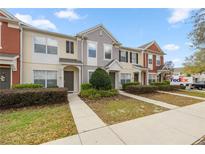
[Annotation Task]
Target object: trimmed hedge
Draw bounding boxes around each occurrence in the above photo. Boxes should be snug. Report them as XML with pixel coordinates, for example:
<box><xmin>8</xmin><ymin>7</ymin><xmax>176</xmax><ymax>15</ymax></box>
<box><xmin>124</xmin><ymin>84</ymin><xmax>182</xmax><ymax>94</ymax></box>
<box><xmin>12</xmin><ymin>83</ymin><xmax>43</xmax><ymax>89</ymax></box>
<box><xmin>0</xmin><ymin>88</ymin><xmax>68</xmax><ymax>109</ymax></box>
<box><xmin>124</xmin><ymin>85</ymin><xmax>158</xmax><ymax>94</ymax></box>
<box><xmin>80</xmin><ymin>89</ymin><xmax>118</xmax><ymax>99</ymax></box>
<box><xmin>122</xmin><ymin>82</ymin><xmax>140</xmax><ymax>90</ymax></box>
<box><xmin>150</xmin><ymin>80</ymin><xmax>170</xmax><ymax>86</ymax></box>
<box><xmin>81</xmin><ymin>83</ymin><xmax>92</xmax><ymax>90</ymax></box>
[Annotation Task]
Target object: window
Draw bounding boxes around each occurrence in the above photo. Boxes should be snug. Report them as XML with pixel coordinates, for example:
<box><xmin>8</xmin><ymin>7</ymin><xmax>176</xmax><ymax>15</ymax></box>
<box><xmin>121</xmin><ymin>73</ymin><xmax>131</xmax><ymax>85</ymax></box>
<box><xmin>148</xmin><ymin>54</ymin><xmax>153</xmax><ymax>64</ymax></box>
<box><xmin>88</xmin><ymin>71</ymin><xmax>94</xmax><ymax>82</ymax></box>
<box><xmin>88</xmin><ymin>42</ymin><xmax>97</xmax><ymax>58</ymax></box>
<box><xmin>0</xmin><ymin>22</ymin><xmax>2</xmax><ymax>49</ymax></box>
<box><xmin>148</xmin><ymin>74</ymin><xmax>156</xmax><ymax>83</ymax></box>
<box><xmin>156</xmin><ymin>55</ymin><xmax>161</xmax><ymax>66</ymax></box>
<box><xmin>104</xmin><ymin>44</ymin><xmax>112</xmax><ymax>60</ymax></box>
<box><xmin>34</xmin><ymin>70</ymin><xmax>57</xmax><ymax>88</ymax></box>
<box><xmin>34</xmin><ymin>37</ymin><xmax>46</xmax><ymax>53</ymax></box>
<box><xmin>47</xmin><ymin>38</ymin><xmax>58</xmax><ymax>54</ymax></box>
<box><xmin>34</xmin><ymin>37</ymin><xmax>58</xmax><ymax>54</ymax></box>
<box><xmin>120</xmin><ymin>51</ymin><xmax>128</xmax><ymax>62</ymax></box>
<box><xmin>131</xmin><ymin>52</ymin><xmax>138</xmax><ymax>64</ymax></box>
<box><xmin>66</xmin><ymin>41</ymin><xmax>74</xmax><ymax>54</ymax></box>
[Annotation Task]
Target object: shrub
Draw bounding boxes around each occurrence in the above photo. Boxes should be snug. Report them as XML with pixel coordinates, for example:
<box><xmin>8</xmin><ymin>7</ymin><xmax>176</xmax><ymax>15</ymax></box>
<box><xmin>157</xmin><ymin>85</ymin><xmax>180</xmax><ymax>91</ymax></box>
<box><xmin>150</xmin><ymin>80</ymin><xmax>170</xmax><ymax>86</ymax></box>
<box><xmin>80</xmin><ymin>89</ymin><xmax>118</xmax><ymax>99</ymax></box>
<box><xmin>13</xmin><ymin>83</ymin><xmax>43</xmax><ymax>89</ymax></box>
<box><xmin>0</xmin><ymin>88</ymin><xmax>68</xmax><ymax>109</ymax></box>
<box><xmin>90</xmin><ymin>68</ymin><xmax>112</xmax><ymax>90</ymax></box>
<box><xmin>81</xmin><ymin>83</ymin><xmax>92</xmax><ymax>90</ymax></box>
<box><xmin>122</xmin><ymin>82</ymin><xmax>140</xmax><ymax>90</ymax></box>
<box><xmin>124</xmin><ymin>85</ymin><xmax>158</xmax><ymax>94</ymax></box>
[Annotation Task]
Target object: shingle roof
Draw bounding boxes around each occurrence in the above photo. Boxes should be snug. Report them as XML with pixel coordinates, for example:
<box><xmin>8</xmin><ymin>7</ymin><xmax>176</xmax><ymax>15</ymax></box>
<box><xmin>59</xmin><ymin>58</ymin><xmax>82</xmax><ymax>64</ymax></box>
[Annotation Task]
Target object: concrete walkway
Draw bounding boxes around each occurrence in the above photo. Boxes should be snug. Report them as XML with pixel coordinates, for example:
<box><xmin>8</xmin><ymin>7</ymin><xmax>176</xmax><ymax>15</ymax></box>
<box><xmin>44</xmin><ymin>94</ymin><xmax>205</xmax><ymax>145</ymax></box>
<box><xmin>158</xmin><ymin>91</ymin><xmax>205</xmax><ymax>101</ymax></box>
<box><xmin>119</xmin><ymin>90</ymin><xmax>178</xmax><ymax>109</ymax></box>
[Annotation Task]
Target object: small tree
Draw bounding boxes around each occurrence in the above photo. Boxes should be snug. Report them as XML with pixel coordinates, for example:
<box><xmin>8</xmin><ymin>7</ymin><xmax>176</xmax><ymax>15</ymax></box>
<box><xmin>90</xmin><ymin>68</ymin><xmax>112</xmax><ymax>90</ymax></box>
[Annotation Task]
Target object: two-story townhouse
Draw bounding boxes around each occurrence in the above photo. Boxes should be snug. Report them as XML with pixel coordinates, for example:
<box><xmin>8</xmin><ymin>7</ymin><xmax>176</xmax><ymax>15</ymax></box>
<box><xmin>139</xmin><ymin>41</ymin><xmax>166</xmax><ymax>84</ymax></box>
<box><xmin>0</xmin><ymin>9</ymin><xmax>21</xmax><ymax>89</ymax></box>
<box><xmin>76</xmin><ymin>24</ymin><xmax>150</xmax><ymax>89</ymax></box>
<box><xmin>21</xmin><ymin>26</ymin><xmax>82</xmax><ymax>92</ymax></box>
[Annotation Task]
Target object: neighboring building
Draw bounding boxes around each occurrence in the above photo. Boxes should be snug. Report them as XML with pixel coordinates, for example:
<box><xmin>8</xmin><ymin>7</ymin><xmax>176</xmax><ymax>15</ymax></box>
<box><xmin>174</xmin><ymin>67</ymin><xmax>205</xmax><ymax>82</ymax></box>
<box><xmin>0</xmin><ymin>9</ymin><xmax>167</xmax><ymax>91</ymax></box>
<box><xmin>0</xmin><ymin>9</ymin><xmax>21</xmax><ymax>89</ymax></box>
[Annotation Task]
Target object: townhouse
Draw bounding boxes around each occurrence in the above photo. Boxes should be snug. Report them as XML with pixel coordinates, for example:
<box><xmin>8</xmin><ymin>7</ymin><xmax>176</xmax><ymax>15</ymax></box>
<box><xmin>0</xmin><ymin>9</ymin><xmax>21</xmax><ymax>89</ymax></box>
<box><xmin>0</xmin><ymin>9</ymin><xmax>168</xmax><ymax>91</ymax></box>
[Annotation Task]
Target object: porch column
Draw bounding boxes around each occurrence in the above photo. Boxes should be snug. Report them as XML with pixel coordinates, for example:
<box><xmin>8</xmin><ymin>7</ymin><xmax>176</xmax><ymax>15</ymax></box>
<box><xmin>58</xmin><ymin>65</ymin><xmax>65</xmax><ymax>88</ymax></box>
<box><xmin>146</xmin><ymin>70</ymin><xmax>149</xmax><ymax>85</ymax></box>
<box><xmin>76</xmin><ymin>66</ymin><xmax>81</xmax><ymax>92</ymax></box>
<box><xmin>138</xmin><ymin>71</ymin><xmax>142</xmax><ymax>85</ymax></box>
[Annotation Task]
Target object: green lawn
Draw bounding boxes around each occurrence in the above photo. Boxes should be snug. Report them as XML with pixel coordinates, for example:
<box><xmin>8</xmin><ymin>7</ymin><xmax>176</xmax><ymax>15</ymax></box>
<box><xmin>0</xmin><ymin>103</ymin><xmax>77</xmax><ymax>145</ymax></box>
<box><xmin>139</xmin><ymin>92</ymin><xmax>202</xmax><ymax>107</ymax></box>
<box><xmin>82</xmin><ymin>95</ymin><xmax>168</xmax><ymax>125</ymax></box>
<box><xmin>175</xmin><ymin>90</ymin><xmax>205</xmax><ymax>98</ymax></box>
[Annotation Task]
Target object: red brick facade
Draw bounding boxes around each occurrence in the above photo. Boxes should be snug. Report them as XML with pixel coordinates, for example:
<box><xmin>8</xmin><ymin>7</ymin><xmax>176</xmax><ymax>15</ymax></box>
<box><xmin>0</xmin><ymin>17</ymin><xmax>20</xmax><ymax>85</ymax></box>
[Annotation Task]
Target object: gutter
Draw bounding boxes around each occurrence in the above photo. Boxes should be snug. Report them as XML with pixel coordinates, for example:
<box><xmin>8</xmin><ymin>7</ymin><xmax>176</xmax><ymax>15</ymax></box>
<box><xmin>19</xmin><ymin>23</ymin><xmax>23</xmax><ymax>84</ymax></box>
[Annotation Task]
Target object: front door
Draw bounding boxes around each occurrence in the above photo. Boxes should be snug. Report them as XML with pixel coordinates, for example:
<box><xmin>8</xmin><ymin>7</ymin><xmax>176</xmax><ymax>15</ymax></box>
<box><xmin>64</xmin><ymin>71</ymin><xmax>74</xmax><ymax>91</ymax></box>
<box><xmin>0</xmin><ymin>67</ymin><xmax>11</xmax><ymax>89</ymax></box>
<box><xmin>134</xmin><ymin>73</ymin><xmax>139</xmax><ymax>82</ymax></box>
<box><xmin>109</xmin><ymin>72</ymin><xmax>115</xmax><ymax>88</ymax></box>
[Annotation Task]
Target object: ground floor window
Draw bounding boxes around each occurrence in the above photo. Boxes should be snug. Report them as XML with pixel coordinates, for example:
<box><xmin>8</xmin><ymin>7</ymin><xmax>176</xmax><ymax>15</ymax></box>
<box><xmin>34</xmin><ymin>70</ymin><xmax>57</xmax><ymax>88</ymax></box>
<box><xmin>148</xmin><ymin>74</ymin><xmax>157</xmax><ymax>83</ymax></box>
<box><xmin>121</xmin><ymin>73</ymin><xmax>131</xmax><ymax>85</ymax></box>
<box><xmin>88</xmin><ymin>70</ymin><xmax>94</xmax><ymax>82</ymax></box>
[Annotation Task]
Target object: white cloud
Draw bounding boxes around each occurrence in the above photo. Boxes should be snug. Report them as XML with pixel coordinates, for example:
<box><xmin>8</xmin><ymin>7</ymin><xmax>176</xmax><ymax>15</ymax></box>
<box><xmin>168</xmin><ymin>9</ymin><xmax>194</xmax><ymax>24</ymax></box>
<box><xmin>15</xmin><ymin>13</ymin><xmax>56</xmax><ymax>30</ymax></box>
<box><xmin>163</xmin><ymin>44</ymin><xmax>180</xmax><ymax>51</ymax></box>
<box><xmin>54</xmin><ymin>9</ymin><xmax>82</xmax><ymax>21</ymax></box>
<box><xmin>172</xmin><ymin>58</ymin><xmax>181</xmax><ymax>63</ymax></box>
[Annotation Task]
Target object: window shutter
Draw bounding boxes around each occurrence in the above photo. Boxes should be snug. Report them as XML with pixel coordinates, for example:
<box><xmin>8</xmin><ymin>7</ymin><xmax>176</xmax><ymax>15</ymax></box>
<box><xmin>71</xmin><ymin>42</ymin><xmax>74</xmax><ymax>54</ymax></box>
<box><xmin>119</xmin><ymin>50</ymin><xmax>121</xmax><ymax>62</ymax></box>
<box><xmin>136</xmin><ymin>53</ymin><xmax>138</xmax><ymax>64</ymax></box>
<box><xmin>126</xmin><ymin>51</ymin><xmax>128</xmax><ymax>62</ymax></box>
<box><xmin>130</xmin><ymin>52</ymin><xmax>132</xmax><ymax>63</ymax></box>
<box><xmin>66</xmin><ymin>41</ymin><xmax>69</xmax><ymax>53</ymax></box>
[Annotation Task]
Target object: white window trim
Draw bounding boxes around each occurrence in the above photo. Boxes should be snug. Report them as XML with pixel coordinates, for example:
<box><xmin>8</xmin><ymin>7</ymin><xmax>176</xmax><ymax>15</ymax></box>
<box><xmin>87</xmin><ymin>70</ymin><xmax>95</xmax><ymax>83</ymax></box>
<box><xmin>32</xmin><ymin>69</ymin><xmax>58</xmax><ymax>88</ymax></box>
<box><xmin>148</xmin><ymin>54</ymin><xmax>153</xmax><ymax>64</ymax></box>
<box><xmin>87</xmin><ymin>40</ymin><xmax>97</xmax><ymax>66</ymax></box>
<box><xmin>103</xmin><ymin>43</ymin><xmax>112</xmax><ymax>60</ymax></box>
<box><xmin>33</xmin><ymin>36</ymin><xmax>58</xmax><ymax>55</ymax></box>
<box><xmin>131</xmin><ymin>52</ymin><xmax>138</xmax><ymax>64</ymax></box>
<box><xmin>0</xmin><ymin>22</ymin><xmax>2</xmax><ymax>49</ymax></box>
<box><xmin>120</xmin><ymin>50</ymin><xmax>127</xmax><ymax>63</ymax></box>
<box><xmin>156</xmin><ymin>55</ymin><xmax>161</xmax><ymax>66</ymax></box>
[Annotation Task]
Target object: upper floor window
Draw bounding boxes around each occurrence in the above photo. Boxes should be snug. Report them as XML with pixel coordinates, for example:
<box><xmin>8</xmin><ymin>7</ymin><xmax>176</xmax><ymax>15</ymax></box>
<box><xmin>33</xmin><ymin>70</ymin><xmax>57</xmax><ymax>88</ymax></box>
<box><xmin>130</xmin><ymin>52</ymin><xmax>138</xmax><ymax>64</ymax></box>
<box><xmin>0</xmin><ymin>22</ymin><xmax>2</xmax><ymax>49</ymax></box>
<box><xmin>119</xmin><ymin>51</ymin><xmax>128</xmax><ymax>62</ymax></box>
<box><xmin>47</xmin><ymin>38</ymin><xmax>58</xmax><ymax>54</ymax></box>
<box><xmin>148</xmin><ymin>54</ymin><xmax>153</xmax><ymax>64</ymax></box>
<box><xmin>66</xmin><ymin>41</ymin><xmax>74</xmax><ymax>54</ymax></box>
<box><xmin>104</xmin><ymin>44</ymin><xmax>112</xmax><ymax>60</ymax></box>
<box><xmin>34</xmin><ymin>36</ymin><xmax>58</xmax><ymax>54</ymax></box>
<box><xmin>156</xmin><ymin>55</ymin><xmax>161</xmax><ymax>66</ymax></box>
<box><xmin>88</xmin><ymin>42</ymin><xmax>97</xmax><ymax>58</ymax></box>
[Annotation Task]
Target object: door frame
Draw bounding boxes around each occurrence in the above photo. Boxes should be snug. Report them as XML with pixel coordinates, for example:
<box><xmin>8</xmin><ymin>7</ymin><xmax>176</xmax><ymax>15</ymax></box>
<box><xmin>64</xmin><ymin>70</ymin><xmax>74</xmax><ymax>92</ymax></box>
<box><xmin>0</xmin><ymin>66</ymin><xmax>12</xmax><ymax>89</ymax></box>
<box><xmin>109</xmin><ymin>71</ymin><xmax>116</xmax><ymax>89</ymax></box>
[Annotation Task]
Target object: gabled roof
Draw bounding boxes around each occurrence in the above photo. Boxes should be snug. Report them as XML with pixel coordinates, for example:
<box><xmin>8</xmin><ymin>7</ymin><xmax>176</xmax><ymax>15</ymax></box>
<box><xmin>77</xmin><ymin>24</ymin><xmax>121</xmax><ymax>45</ymax></box>
<box><xmin>105</xmin><ymin>59</ymin><xmax>122</xmax><ymax>70</ymax></box>
<box><xmin>138</xmin><ymin>40</ymin><xmax>165</xmax><ymax>55</ymax></box>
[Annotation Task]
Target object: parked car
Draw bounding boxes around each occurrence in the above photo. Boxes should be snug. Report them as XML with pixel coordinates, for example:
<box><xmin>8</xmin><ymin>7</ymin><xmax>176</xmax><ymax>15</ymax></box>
<box><xmin>192</xmin><ymin>81</ymin><xmax>205</xmax><ymax>90</ymax></box>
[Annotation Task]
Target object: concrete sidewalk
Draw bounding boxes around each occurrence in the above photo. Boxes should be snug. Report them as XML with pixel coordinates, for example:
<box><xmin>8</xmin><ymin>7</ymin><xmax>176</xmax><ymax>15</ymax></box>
<box><xmin>158</xmin><ymin>91</ymin><xmax>205</xmax><ymax>101</ymax></box>
<box><xmin>119</xmin><ymin>90</ymin><xmax>178</xmax><ymax>109</ymax></box>
<box><xmin>44</xmin><ymin>94</ymin><xmax>205</xmax><ymax>145</ymax></box>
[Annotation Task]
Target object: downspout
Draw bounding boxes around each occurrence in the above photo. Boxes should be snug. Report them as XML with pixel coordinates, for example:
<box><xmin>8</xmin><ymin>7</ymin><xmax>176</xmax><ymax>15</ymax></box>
<box><xmin>81</xmin><ymin>37</ymin><xmax>84</xmax><ymax>85</ymax></box>
<box><xmin>19</xmin><ymin>23</ymin><xmax>23</xmax><ymax>84</ymax></box>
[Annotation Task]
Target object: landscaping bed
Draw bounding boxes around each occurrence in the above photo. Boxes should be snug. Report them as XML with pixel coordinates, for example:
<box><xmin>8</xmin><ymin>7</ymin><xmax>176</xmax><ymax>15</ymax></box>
<box><xmin>138</xmin><ymin>92</ymin><xmax>202</xmax><ymax>107</ymax></box>
<box><xmin>81</xmin><ymin>95</ymin><xmax>168</xmax><ymax>125</ymax></box>
<box><xmin>173</xmin><ymin>90</ymin><xmax>205</xmax><ymax>98</ymax></box>
<box><xmin>0</xmin><ymin>103</ymin><xmax>77</xmax><ymax>144</ymax></box>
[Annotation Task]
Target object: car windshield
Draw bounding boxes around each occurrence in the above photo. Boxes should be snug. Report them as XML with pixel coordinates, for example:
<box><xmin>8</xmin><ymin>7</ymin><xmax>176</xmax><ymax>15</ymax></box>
<box><xmin>197</xmin><ymin>81</ymin><xmax>205</xmax><ymax>84</ymax></box>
